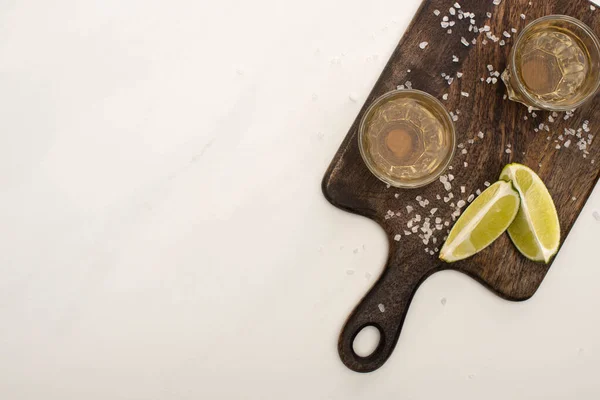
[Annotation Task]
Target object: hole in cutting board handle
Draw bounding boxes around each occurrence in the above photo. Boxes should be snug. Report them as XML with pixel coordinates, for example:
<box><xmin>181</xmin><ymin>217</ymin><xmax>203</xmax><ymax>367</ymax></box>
<box><xmin>352</xmin><ymin>325</ymin><xmax>382</xmax><ymax>358</ymax></box>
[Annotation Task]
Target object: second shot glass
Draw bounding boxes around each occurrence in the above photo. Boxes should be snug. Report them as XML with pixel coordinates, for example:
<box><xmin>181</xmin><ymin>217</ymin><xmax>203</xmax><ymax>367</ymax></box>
<box><xmin>502</xmin><ymin>15</ymin><xmax>600</xmax><ymax>111</ymax></box>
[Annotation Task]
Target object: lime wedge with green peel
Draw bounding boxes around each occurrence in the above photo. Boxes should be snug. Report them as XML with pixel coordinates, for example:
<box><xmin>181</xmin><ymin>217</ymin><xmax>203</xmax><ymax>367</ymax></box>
<box><xmin>440</xmin><ymin>181</ymin><xmax>520</xmax><ymax>263</ymax></box>
<box><xmin>499</xmin><ymin>164</ymin><xmax>560</xmax><ymax>263</ymax></box>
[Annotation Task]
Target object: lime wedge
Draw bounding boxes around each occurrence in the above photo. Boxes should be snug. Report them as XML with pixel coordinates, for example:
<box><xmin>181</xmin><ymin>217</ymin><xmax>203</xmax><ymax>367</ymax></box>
<box><xmin>499</xmin><ymin>163</ymin><xmax>560</xmax><ymax>263</ymax></box>
<box><xmin>440</xmin><ymin>181</ymin><xmax>520</xmax><ymax>263</ymax></box>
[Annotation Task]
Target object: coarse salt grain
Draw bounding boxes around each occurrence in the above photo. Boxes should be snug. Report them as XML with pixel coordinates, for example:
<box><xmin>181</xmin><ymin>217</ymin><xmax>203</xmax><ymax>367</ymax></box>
<box><xmin>394</xmin><ymin>234</ymin><xmax>401</xmax><ymax>241</ymax></box>
<box><xmin>419</xmin><ymin>42</ymin><xmax>429</xmax><ymax>49</ymax></box>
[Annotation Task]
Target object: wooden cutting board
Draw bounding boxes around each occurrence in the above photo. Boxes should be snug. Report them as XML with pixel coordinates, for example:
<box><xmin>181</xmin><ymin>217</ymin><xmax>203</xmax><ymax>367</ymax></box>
<box><xmin>322</xmin><ymin>0</ymin><xmax>600</xmax><ymax>373</ymax></box>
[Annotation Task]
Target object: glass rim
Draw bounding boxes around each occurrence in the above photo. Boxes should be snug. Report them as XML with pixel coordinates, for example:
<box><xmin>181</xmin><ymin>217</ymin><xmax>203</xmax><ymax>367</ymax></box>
<box><xmin>358</xmin><ymin>89</ymin><xmax>456</xmax><ymax>189</ymax></box>
<box><xmin>509</xmin><ymin>14</ymin><xmax>600</xmax><ymax>111</ymax></box>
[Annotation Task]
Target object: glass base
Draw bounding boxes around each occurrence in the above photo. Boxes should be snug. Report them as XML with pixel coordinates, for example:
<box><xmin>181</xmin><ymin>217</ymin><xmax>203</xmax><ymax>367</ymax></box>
<box><xmin>501</xmin><ymin>69</ymin><xmax>540</xmax><ymax>110</ymax></box>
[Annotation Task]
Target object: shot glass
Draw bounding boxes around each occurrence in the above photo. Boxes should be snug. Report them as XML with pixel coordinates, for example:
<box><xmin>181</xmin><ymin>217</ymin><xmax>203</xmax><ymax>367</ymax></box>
<box><xmin>502</xmin><ymin>15</ymin><xmax>600</xmax><ymax>111</ymax></box>
<box><xmin>358</xmin><ymin>89</ymin><xmax>456</xmax><ymax>189</ymax></box>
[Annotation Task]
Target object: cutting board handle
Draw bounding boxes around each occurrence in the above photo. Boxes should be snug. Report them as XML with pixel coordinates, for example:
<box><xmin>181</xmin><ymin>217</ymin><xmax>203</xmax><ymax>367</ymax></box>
<box><xmin>338</xmin><ymin>244</ymin><xmax>436</xmax><ymax>373</ymax></box>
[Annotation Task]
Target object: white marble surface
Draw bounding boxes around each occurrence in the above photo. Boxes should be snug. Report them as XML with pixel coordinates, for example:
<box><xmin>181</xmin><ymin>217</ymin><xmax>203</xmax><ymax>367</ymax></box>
<box><xmin>1</xmin><ymin>0</ymin><xmax>600</xmax><ymax>399</ymax></box>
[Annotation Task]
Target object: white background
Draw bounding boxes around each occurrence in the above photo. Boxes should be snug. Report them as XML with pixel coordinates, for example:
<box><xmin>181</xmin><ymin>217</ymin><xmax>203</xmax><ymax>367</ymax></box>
<box><xmin>1</xmin><ymin>0</ymin><xmax>600</xmax><ymax>399</ymax></box>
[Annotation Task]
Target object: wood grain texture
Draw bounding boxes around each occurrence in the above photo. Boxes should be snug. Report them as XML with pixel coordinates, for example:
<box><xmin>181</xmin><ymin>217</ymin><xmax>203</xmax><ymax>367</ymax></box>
<box><xmin>322</xmin><ymin>0</ymin><xmax>600</xmax><ymax>373</ymax></box>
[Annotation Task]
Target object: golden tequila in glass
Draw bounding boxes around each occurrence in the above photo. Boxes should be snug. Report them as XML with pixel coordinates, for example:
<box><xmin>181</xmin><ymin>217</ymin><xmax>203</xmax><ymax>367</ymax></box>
<box><xmin>502</xmin><ymin>15</ymin><xmax>600</xmax><ymax>111</ymax></box>
<box><xmin>358</xmin><ymin>90</ymin><xmax>455</xmax><ymax>188</ymax></box>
